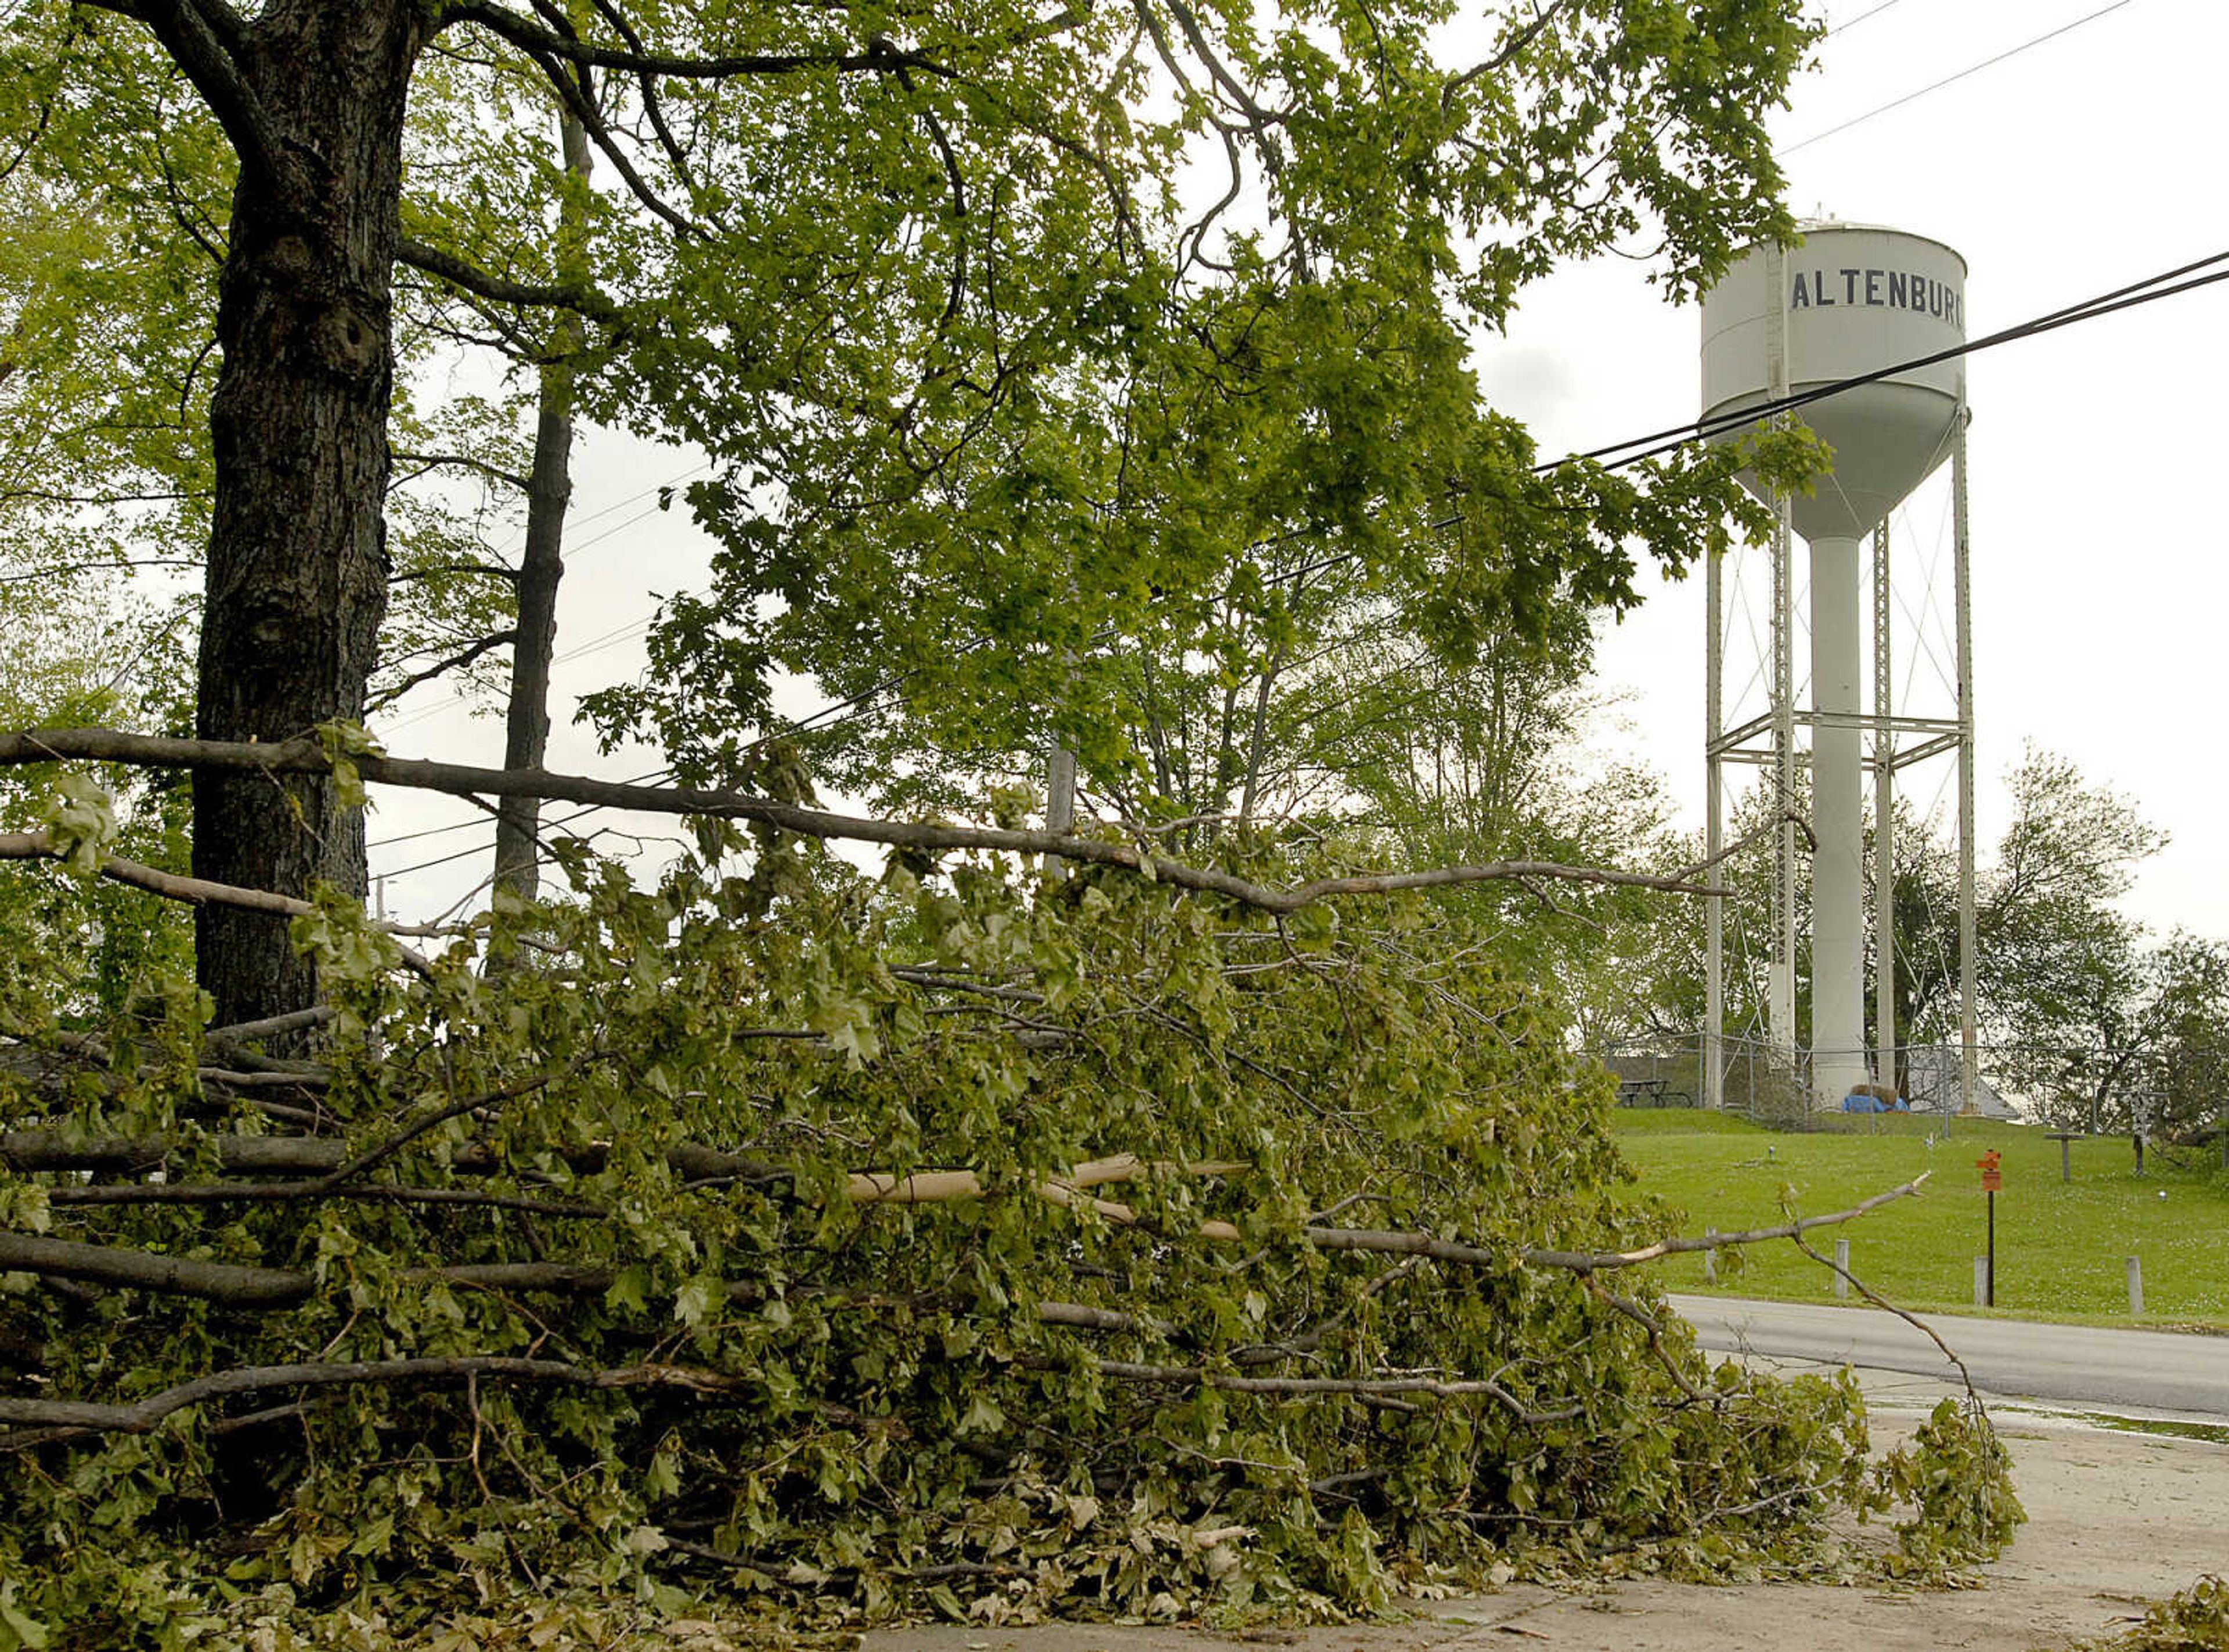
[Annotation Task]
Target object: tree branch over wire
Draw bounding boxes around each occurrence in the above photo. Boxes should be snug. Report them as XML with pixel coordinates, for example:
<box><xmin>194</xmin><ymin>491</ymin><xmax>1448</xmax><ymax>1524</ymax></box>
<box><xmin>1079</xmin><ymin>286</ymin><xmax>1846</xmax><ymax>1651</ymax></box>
<box><xmin>0</xmin><ymin>729</ymin><xmax>1732</xmax><ymax>911</ymax></box>
<box><xmin>367</xmin><ymin>627</ymin><xmax>518</xmax><ymax>711</ymax></box>
<box><xmin>391</xmin><ymin>452</ymin><xmax>533</xmax><ymax>492</ymax></box>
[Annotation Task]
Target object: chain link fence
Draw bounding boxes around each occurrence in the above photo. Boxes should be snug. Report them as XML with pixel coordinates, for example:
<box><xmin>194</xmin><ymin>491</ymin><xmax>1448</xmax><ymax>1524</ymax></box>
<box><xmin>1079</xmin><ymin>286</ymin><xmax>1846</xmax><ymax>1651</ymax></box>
<box><xmin>1595</xmin><ymin>1033</ymin><xmax>2014</xmax><ymax>1132</ymax></box>
<box><xmin>1595</xmin><ymin>1036</ymin><xmax>2229</xmax><ymax>1175</ymax></box>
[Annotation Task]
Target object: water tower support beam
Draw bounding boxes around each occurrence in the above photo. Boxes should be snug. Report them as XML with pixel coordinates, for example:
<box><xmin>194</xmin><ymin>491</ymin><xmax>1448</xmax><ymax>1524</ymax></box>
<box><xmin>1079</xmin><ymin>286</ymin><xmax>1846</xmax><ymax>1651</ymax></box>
<box><xmin>1763</xmin><ymin>240</ymin><xmax>1798</xmax><ymax>1072</ymax></box>
<box><xmin>1873</xmin><ymin>520</ymin><xmax>1895</xmax><ymax>1094</ymax></box>
<box><xmin>1954</xmin><ymin>406</ymin><xmax>1979</xmax><ymax>1114</ymax></box>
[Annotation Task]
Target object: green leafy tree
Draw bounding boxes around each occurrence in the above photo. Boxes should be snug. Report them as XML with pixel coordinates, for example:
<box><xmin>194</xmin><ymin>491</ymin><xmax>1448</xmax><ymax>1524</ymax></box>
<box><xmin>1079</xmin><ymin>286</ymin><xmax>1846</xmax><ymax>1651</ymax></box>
<box><xmin>2142</xmin><ymin>934</ymin><xmax>2229</xmax><ymax>1142</ymax></box>
<box><xmin>13</xmin><ymin>0</ymin><xmax>1822</xmax><ymax>1031</ymax></box>
<box><xmin>1882</xmin><ymin>748</ymin><xmax>2167</xmax><ymax>1119</ymax></box>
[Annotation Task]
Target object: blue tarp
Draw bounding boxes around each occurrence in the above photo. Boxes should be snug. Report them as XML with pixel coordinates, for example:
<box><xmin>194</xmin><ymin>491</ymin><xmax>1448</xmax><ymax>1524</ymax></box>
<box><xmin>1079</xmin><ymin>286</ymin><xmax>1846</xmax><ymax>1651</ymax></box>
<box><xmin>1840</xmin><ymin>1092</ymin><xmax>1910</xmax><ymax>1113</ymax></box>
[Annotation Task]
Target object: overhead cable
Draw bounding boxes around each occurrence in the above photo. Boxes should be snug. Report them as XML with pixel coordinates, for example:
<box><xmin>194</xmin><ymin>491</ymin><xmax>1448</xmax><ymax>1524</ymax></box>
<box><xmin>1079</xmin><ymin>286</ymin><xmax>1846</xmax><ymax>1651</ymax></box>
<box><xmin>1821</xmin><ymin>0</ymin><xmax>1907</xmax><ymax>38</ymax></box>
<box><xmin>1557</xmin><ymin>247</ymin><xmax>2229</xmax><ymax>473</ymax></box>
<box><xmin>1784</xmin><ymin>0</ymin><xmax>2142</xmax><ymax>154</ymax></box>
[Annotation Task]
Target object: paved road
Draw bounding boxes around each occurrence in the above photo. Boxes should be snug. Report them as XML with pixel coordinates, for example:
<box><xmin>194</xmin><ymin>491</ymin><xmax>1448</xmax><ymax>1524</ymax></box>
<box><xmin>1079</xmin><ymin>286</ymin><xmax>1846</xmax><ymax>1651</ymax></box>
<box><xmin>1672</xmin><ymin>1293</ymin><xmax>2229</xmax><ymax>1419</ymax></box>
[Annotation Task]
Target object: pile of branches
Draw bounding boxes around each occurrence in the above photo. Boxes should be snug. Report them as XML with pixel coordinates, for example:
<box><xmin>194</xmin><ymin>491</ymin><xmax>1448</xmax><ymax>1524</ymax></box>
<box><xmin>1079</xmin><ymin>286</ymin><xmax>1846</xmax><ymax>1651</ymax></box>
<box><xmin>0</xmin><ymin>733</ymin><xmax>2001</xmax><ymax>1645</ymax></box>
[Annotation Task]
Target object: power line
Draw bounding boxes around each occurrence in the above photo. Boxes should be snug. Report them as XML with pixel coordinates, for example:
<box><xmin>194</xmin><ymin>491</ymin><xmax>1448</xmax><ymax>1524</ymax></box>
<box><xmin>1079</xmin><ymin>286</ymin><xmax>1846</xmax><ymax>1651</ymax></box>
<box><xmin>1784</xmin><ymin>0</ymin><xmax>2142</xmax><ymax>154</ymax></box>
<box><xmin>374</xmin><ymin>461</ymin><xmax>712</xmax><ymax>735</ymax></box>
<box><xmin>375</xmin><ymin>765</ymin><xmax>674</xmax><ymax>873</ymax></box>
<box><xmin>366</xmin><ymin>813</ymin><xmax>501</xmax><ymax>850</ymax></box>
<box><xmin>372</xmin><ymin>624</ymin><xmax>1069</xmax><ymax>875</ymax></box>
<box><xmin>1822</xmin><ymin>0</ymin><xmax>1907</xmax><ymax>38</ymax></box>
<box><xmin>1560</xmin><ymin>246</ymin><xmax>2229</xmax><ymax>472</ymax></box>
<box><xmin>372</xmin><ymin>641</ymin><xmax>995</xmax><ymax>863</ymax></box>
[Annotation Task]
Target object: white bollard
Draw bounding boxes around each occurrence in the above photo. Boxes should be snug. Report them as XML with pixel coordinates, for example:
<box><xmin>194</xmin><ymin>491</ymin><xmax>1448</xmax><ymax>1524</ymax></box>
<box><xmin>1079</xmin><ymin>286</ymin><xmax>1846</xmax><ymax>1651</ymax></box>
<box><xmin>1834</xmin><ymin>1238</ymin><xmax>1851</xmax><ymax>1298</ymax></box>
<box><xmin>2127</xmin><ymin>1254</ymin><xmax>2145</xmax><ymax>1315</ymax></box>
<box><xmin>1974</xmin><ymin>1257</ymin><xmax>1989</xmax><ymax>1308</ymax></box>
<box><xmin>1702</xmin><ymin>1228</ymin><xmax>1718</xmax><ymax>1285</ymax></box>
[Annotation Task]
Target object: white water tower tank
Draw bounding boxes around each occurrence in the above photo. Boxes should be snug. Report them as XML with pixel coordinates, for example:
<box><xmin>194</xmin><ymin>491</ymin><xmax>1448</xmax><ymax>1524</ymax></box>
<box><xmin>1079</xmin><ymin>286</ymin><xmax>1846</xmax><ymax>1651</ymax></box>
<box><xmin>1703</xmin><ymin>223</ymin><xmax>1965</xmax><ymax>536</ymax></box>
<box><xmin>1700</xmin><ymin>222</ymin><xmax>1967</xmax><ymax>1106</ymax></box>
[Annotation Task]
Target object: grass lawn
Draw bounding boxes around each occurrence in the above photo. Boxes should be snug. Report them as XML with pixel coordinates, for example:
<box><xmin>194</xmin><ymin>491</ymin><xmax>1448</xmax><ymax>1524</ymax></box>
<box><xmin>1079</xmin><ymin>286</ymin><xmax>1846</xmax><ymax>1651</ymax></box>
<box><xmin>1610</xmin><ymin>1109</ymin><xmax>2229</xmax><ymax>1327</ymax></box>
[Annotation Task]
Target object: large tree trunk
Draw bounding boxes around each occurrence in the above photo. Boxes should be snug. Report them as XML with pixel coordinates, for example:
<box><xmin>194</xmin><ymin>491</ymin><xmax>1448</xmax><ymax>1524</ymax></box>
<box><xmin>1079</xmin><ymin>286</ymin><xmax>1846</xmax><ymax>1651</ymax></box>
<box><xmin>194</xmin><ymin>2</ymin><xmax>421</xmax><ymax>1027</ymax></box>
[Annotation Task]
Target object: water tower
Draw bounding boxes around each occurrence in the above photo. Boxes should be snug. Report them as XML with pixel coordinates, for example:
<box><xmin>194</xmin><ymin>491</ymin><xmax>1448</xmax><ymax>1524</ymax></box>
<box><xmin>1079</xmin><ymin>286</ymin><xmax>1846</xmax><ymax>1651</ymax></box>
<box><xmin>1698</xmin><ymin>222</ymin><xmax>1978</xmax><ymax>1111</ymax></box>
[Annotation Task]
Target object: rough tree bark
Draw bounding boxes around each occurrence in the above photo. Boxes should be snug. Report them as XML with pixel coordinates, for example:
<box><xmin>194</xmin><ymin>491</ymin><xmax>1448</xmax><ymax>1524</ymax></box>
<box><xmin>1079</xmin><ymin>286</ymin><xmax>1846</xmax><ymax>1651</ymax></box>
<box><xmin>186</xmin><ymin>1</ymin><xmax>424</xmax><ymax>1027</ymax></box>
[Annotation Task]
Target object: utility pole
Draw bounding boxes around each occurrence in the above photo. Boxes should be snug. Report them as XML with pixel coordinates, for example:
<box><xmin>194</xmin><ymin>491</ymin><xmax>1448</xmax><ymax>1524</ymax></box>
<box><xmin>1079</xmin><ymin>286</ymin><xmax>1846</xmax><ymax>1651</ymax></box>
<box><xmin>1046</xmin><ymin>737</ymin><xmax>1076</xmax><ymax>877</ymax></box>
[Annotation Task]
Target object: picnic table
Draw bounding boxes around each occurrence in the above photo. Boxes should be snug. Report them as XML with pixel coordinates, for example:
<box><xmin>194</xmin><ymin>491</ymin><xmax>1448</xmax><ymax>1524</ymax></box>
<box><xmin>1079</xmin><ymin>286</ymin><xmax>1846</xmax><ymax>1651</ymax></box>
<box><xmin>1615</xmin><ymin>1077</ymin><xmax>1692</xmax><ymax>1108</ymax></box>
<box><xmin>2044</xmin><ymin>1130</ymin><xmax>2086</xmax><ymax>1182</ymax></box>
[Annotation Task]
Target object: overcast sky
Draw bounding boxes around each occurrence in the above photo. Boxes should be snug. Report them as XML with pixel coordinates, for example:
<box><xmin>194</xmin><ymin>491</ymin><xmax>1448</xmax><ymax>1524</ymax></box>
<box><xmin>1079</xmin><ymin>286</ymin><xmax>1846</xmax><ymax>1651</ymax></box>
<box><xmin>370</xmin><ymin>0</ymin><xmax>2229</xmax><ymax>945</ymax></box>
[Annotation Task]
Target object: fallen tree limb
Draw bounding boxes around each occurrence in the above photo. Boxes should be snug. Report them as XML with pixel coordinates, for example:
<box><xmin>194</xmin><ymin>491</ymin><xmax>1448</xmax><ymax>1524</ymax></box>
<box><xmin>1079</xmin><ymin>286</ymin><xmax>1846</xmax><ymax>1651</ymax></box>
<box><xmin>1</xmin><ymin>1132</ymin><xmax>785</xmax><ymax>1184</ymax></box>
<box><xmin>423</xmin><ymin>1266</ymin><xmax>1163</xmax><ymax>1338</ymax></box>
<box><xmin>0</xmin><ymin>1243</ymin><xmax>621</xmax><ymax>1310</ymax></box>
<box><xmin>1017</xmin><ymin>1351</ymin><xmax>1581</xmax><ymax>1424</ymax></box>
<box><xmin>0</xmin><ymin>1181</ymin><xmax>1936</xmax><ymax>1440</ymax></box>
<box><xmin>0</xmin><ymin>1232</ymin><xmax>313</xmax><ymax>1307</ymax></box>
<box><xmin>0</xmin><ymin>1030</ymin><xmax>332</xmax><ymax>1102</ymax></box>
<box><xmin>0</xmin><ymin>1354</ymin><xmax>748</xmax><ymax>1435</ymax></box>
<box><xmin>205</xmin><ymin>1006</ymin><xmax>338</xmax><ymax>1045</ymax></box>
<box><xmin>18</xmin><ymin>1142</ymin><xmax>1240</xmax><ymax>1223</ymax></box>
<box><xmin>0</xmin><ymin>1132</ymin><xmax>347</xmax><ymax>1177</ymax></box>
<box><xmin>20</xmin><ymin>1067</ymin><xmax>584</xmax><ymax>1209</ymax></box>
<box><xmin>1513</xmin><ymin>1174</ymin><xmax>1928</xmax><ymax>1271</ymax></box>
<box><xmin>0</xmin><ymin>829</ymin><xmax>440</xmax><ymax>974</ymax></box>
<box><xmin>0</xmin><ymin>729</ymin><xmax>1727</xmax><ymax>910</ymax></box>
<box><xmin>38</xmin><ymin>1178</ymin><xmax>605</xmax><ymax>1217</ymax></box>
<box><xmin>0</xmin><ymin>1322</ymin><xmax>1575</xmax><ymax>1442</ymax></box>
<box><xmin>1785</xmin><ymin>1221</ymin><xmax>1979</xmax><ymax>1398</ymax></box>
<box><xmin>2</xmin><ymin>1176</ymin><xmax>1927</xmax><ymax>1325</ymax></box>
<box><xmin>845</xmin><ymin>1152</ymin><xmax>1249</xmax><ymax>1228</ymax></box>
<box><xmin>194</xmin><ymin>1067</ymin><xmax>330</xmax><ymax>1090</ymax></box>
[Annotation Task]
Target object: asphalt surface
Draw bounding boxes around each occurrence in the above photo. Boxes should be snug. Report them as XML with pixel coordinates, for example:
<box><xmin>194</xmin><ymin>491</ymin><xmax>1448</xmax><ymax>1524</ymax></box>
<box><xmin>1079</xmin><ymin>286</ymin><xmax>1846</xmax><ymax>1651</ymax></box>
<box><xmin>1672</xmin><ymin>1292</ymin><xmax>2229</xmax><ymax>1420</ymax></box>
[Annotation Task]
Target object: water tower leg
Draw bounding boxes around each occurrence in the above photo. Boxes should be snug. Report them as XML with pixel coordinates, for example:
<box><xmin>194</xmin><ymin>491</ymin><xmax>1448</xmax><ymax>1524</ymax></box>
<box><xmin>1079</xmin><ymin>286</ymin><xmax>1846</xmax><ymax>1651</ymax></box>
<box><xmin>1954</xmin><ymin>409</ymin><xmax>1979</xmax><ymax>1117</ymax></box>
<box><xmin>1811</xmin><ymin>533</ymin><xmax>1869</xmax><ymax>1108</ymax></box>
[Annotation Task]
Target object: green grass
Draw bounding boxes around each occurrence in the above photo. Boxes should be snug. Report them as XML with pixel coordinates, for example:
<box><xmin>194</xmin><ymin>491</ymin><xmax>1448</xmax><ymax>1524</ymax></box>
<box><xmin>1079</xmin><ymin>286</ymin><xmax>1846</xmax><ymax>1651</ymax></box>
<box><xmin>1611</xmin><ymin>1111</ymin><xmax>2229</xmax><ymax>1326</ymax></box>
